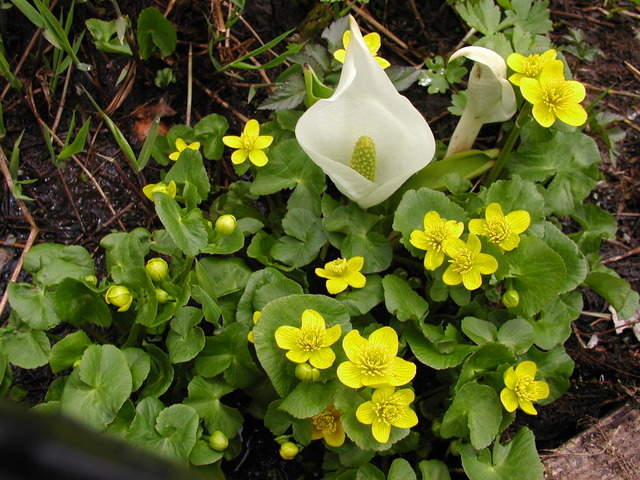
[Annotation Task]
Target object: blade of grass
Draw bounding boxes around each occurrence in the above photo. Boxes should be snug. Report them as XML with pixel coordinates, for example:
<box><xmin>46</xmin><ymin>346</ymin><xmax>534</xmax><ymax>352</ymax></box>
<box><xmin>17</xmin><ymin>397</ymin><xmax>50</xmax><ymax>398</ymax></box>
<box><xmin>136</xmin><ymin>116</ymin><xmax>160</xmax><ymax>171</ymax></box>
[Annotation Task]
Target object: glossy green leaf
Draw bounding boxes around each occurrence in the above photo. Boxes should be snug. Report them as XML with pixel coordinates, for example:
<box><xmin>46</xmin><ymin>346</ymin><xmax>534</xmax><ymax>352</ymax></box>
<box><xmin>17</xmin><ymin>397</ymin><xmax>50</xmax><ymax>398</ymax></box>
<box><xmin>137</xmin><ymin>8</ymin><xmax>177</xmax><ymax>59</ymax></box>
<box><xmin>122</xmin><ymin>348</ymin><xmax>151</xmax><ymax>392</ymax></box>
<box><xmin>54</xmin><ymin>278</ymin><xmax>112</xmax><ymax>327</ymax></box>
<box><xmin>7</xmin><ymin>282</ymin><xmax>60</xmax><ymax>330</ymax></box>
<box><xmin>280</xmin><ymin>380</ymin><xmax>338</xmax><ymax>419</ymax></box>
<box><xmin>154</xmin><ymin>194</ymin><xmax>207</xmax><ymax>257</ymax></box>
<box><xmin>60</xmin><ymin>345</ymin><xmax>132</xmax><ymax>430</ymax></box>
<box><xmin>272</xmin><ymin>209</ymin><xmax>326</xmax><ymax>268</ymax></box>
<box><xmin>140</xmin><ymin>344</ymin><xmax>174</xmax><ymax>399</ymax></box>
<box><xmin>1</xmin><ymin>324</ymin><xmax>50</xmax><ymax>369</ymax></box>
<box><xmin>165</xmin><ymin>149</ymin><xmax>210</xmax><ymax>209</ymax></box>
<box><xmin>49</xmin><ymin>330</ymin><xmax>92</xmax><ymax>373</ymax></box>
<box><xmin>23</xmin><ymin>243</ymin><xmax>94</xmax><ymax>287</ymax></box>
<box><xmin>184</xmin><ymin>376</ymin><xmax>243</xmax><ymax>439</ymax></box>
<box><xmin>441</xmin><ymin>382</ymin><xmax>502</xmax><ymax>449</ymax></box>
<box><xmin>383</xmin><ymin>274</ymin><xmax>429</xmax><ymax>322</ymax></box>
<box><xmin>166</xmin><ymin>306</ymin><xmax>205</xmax><ymax>364</ymax></box>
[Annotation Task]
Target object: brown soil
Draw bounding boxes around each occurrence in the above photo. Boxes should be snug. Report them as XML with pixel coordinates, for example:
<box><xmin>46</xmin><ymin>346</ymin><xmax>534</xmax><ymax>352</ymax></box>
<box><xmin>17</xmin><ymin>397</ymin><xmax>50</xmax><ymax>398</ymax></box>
<box><xmin>1</xmin><ymin>0</ymin><xmax>639</xmax><ymax>477</ymax></box>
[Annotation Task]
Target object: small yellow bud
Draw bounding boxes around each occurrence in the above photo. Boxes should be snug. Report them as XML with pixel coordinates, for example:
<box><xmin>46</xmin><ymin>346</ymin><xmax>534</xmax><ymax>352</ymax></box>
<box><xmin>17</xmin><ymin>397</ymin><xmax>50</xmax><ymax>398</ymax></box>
<box><xmin>247</xmin><ymin>330</ymin><xmax>255</xmax><ymax>344</ymax></box>
<box><xmin>215</xmin><ymin>214</ymin><xmax>237</xmax><ymax>236</ymax></box>
<box><xmin>142</xmin><ymin>181</ymin><xmax>177</xmax><ymax>201</ymax></box>
<box><xmin>295</xmin><ymin>363</ymin><xmax>320</xmax><ymax>382</ymax></box>
<box><xmin>145</xmin><ymin>258</ymin><xmax>169</xmax><ymax>282</ymax></box>
<box><xmin>502</xmin><ymin>289</ymin><xmax>520</xmax><ymax>308</ymax></box>
<box><xmin>105</xmin><ymin>285</ymin><xmax>133</xmax><ymax>312</ymax></box>
<box><xmin>84</xmin><ymin>275</ymin><xmax>97</xmax><ymax>285</ymax></box>
<box><xmin>72</xmin><ymin>358</ymin><xmax>82</xmax><ymax>369</ymax></box>
<box><xmin>208</xmin><ymin>431</ymin><xmax>229</xmax><ymax>451</ymax></box>
<box><xmin>279</xmin><ymin>442</ymin><xmax>300</xmax><ymax>460</ymax></box>
<box><xmin>155</xmin><ymin>288</ymin><xmax>172</xmax><ymax>304</ymax></box>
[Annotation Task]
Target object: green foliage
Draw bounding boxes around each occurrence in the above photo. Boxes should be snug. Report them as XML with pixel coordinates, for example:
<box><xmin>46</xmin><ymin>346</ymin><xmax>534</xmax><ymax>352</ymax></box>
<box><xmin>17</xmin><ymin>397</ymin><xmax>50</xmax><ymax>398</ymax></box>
<box><xmin>419</xmin><ymin>56</ymin><xmax>467</xmax><ymax>94</ymax></box>
<box><xmin>2</xmin><ymin>3</ymin><xmax>637</xmax><ymax>480</ymax></box>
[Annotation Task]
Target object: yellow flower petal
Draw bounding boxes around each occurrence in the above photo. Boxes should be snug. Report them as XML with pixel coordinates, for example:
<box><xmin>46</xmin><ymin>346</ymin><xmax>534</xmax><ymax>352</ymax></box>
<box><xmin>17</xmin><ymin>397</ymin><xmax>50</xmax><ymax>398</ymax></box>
<box><xmin>363</xmin><ymin>32</ymin><xmax>381</xmax><ymax>54</ymax></box>
<box><xmin>389</xmin><ymin>387</ymin><xmax>415</xmax><ymax>406</ymax></box>
<box><xmin>424</xmin><ymin>249</ymin><xmax>445</xmax><ymax>270</ymax></box>
<box><xmin>375</xmin><ymin>56</ymin><xmax>391</xmax><ymax>69</ymax></box>
<box><xmin>248</xmin><ymin>149</ymin><xmax>269</xmax><ymax>167</ymax></box>
<box><xmin>324</xmin><ymin>425</ymin><xmax>345</xmax><ymax>447</ymax></box>
<box><xmin>286</xmin><ymin>348</ymin><xmax>311</xmax><ymax>364</ymax></box>
<box><xmin>442</xmin><ymin>266</ymin><xmax>462</xmax><ymax>286</ymax></box>
<box><xmin>532</xmin><ymin>103</ymin><xmax>556</xmax><ymax>128</ymax></box>
<box><xmin>518</xmin><ymin>398</ymin><xmax>538</xmax><ymax>415</ymax></box>
<box><xmin>500</xmin><ymin>388</ymin><xmax>519</xmax><ymax>412</ymax></box>
<box><xmin>466</xmin><ymin>233</ymin><xmax>482</xmax><ymax>255</ymax></box>
<box><xmin>244</xmin><ymin>119</ymin><xmax>260</xmax><ymax>138</ymax></box>
<box><xmin>231</xmin><ymin>149</ymin><xmax>249</xmax><ymax>164</ymax></box>
<box><xmin>485</xmin><ymin>202</ymin><xmax>504</xmax><ymax>220</ymax></box>
<box><xmin>503</xmin><ymin>367</ymin><xmax>518</xmax><ymax>389</ymax></box>
<box><xmin>388</xmin><ymin>357</ymin><xmax>417</xmax><ymax>386</ymax></box>
<box><xmin>474</xmin><ymin>253</ymin><xmax>498</xmax><ymax>275</ymax></box>
<box><xmin>371</xmin><ymin>420</ymin><xmax>392</xmax><ymax>443</ymax></box>
<box><xmin>342</xmin><ymin>330</ymin><xmax>367</xmax><ymax>361</ymax></box>
<box><xmin>499</xmin><ymin>232</ymin><xmax>521</xmax><ymax>251</ymax></box>
<box><xmin>515</xmin><ymin>360</ymin><xmax>538</xmax><ymax>378</ymax></box>
<box><xmin>468</xmin><ymin>218</ymin><xmax>487</xmax><ymax>236</ymax></box>
<box><xmin>506</xmin><ymin>52</ymin><xmax>527</xmax><ymax>74</ymax></box>
<box><xmin>368</xmin><ymin>326</ymin><xmax>399</xmax><ymax>355</ymax></box>
<box><xmin>253</xmin><ymin>135</ymin><xmax>273</xmax><ymax>149</ymax></box>
<box><xmin>356</xmin><ymin>400</ymin><xmax>375</xmax><ymax>424</ymax></box>
<box><xmin>346</xmin><ymin>256</ymin><xmax>365</xmax><ymax>273</ymax></box>
<box><xmin>323</xmin><ymin>324</ymin><xmax>343</xmax><ymax>347</ymax></box>
<box><xmin>505</xmin><ymin>210</ymin><xmax>531</xmax><ymax>234</ymax></box>
<box><xmin>326</xmin><ymin>278</ymin><xmax>348</xmax><ymax>295</ymax></box>
<box><xmin>168</xmin><ymin>152</ymin><xmax>180</xmax><ymax>161</ymax></box>
<box><xmin>520</xmin><ymin>78</ymin><xmax>545</xmax><ymax>105</ymax></box>
<box><xmin>535</xmin><ymin>380</ymin><xmax>550</xmax><ymax>400</ymax></box>
<box><xmin>301</xmin><ymin>309</ymin><xmax>325</xmax><ymax>331</ymax></box>
<box><xmin>309</xmin><ymin>347</ymin><xmax>336</xmax><ymax>369</ymax></box>
<box><xmin>391</xmin><ymin>407</ymin><xmax>418</xmax><ymax>429</ymax></box>
<box><xmin>345</xmin><ymin>271</ymin><xmax>366</xmax><ymax>289</ymax></box>
<box><xmin>222</xmin><ymin>135</ymin><xmax>243</xmax><ymax>149</ymax></box>
<box><xmin>275</xmin><ymin>325</ymin><xmax>301</xmax><ymax>350</ymax></box>
<box><xmin>337</xmin><ymin>361</ymin><xmax>365</xmax><ymax>389</ymax></box>
<box><xmin>175</xmin><ymin>138</ymin><xmax>187</xmax><ymax>151</ymax></box>
<box><xmin>556</xmin><ymin>103</ymin><xmax>587</xmax><ymax>127</ymax></box>
<box><xmin>461</xmin><ymin>269</ymin><xmax>482</xmax><ymax>291</ymax></box>
<box><xmin>333</xmin><ymin>48</ymin><xmax>346</xmax><ymax>63</ymax></box>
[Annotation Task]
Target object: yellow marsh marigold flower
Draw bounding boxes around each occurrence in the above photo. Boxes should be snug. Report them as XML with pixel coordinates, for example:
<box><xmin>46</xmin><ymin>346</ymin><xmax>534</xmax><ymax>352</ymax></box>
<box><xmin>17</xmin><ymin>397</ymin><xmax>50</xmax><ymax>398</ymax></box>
<box><xmin>500</xmin><ymin>361</ymin><xmax>550</xmax><ymax>415</ymax></box>
<box><xmin>169</xmin><ymin>138</ymin><xmax>200</xmax><ymax>161</ymax></box>
<box><xmin>469</xmin><ymin>203</ymin><xmax>530</xmax><ymax>252</ymax></box>
<box><xmin>507</xmin><ymin>49</ymin><xmax>559</xmax><ymax>86</ymax></box>
<box><xmin>105</xmin><ymin>285</ymin><xmax>133</xmax><ymax>312</ymax></box>
<box><xmin>442</xmin><ymin>233</ymin><xmax>498</xmax><ymax>291</ymax></box>
<box><xmin>410</xmin><ymin>211</ymin><xmax>464</xmax><ymax>270</ymax></box>
<box><xmin>333</xmin><ymin>30</ymin><xmax>390</xmax><ymax>69</ymax></box>
<box><xmin>222</xmin><ymin>119</ymin><xmax>273</xmax><ymax>167</ymax></box>
<box><xmin>275</xmin><ymin>309</ymin><xmax>342</xmax><ymax>369</ymax></box>
<box><xmin>356</xmin><ymin>387</ymin><xmax>418</xmax><ymax>443</ymax></box>
<box><xmin>311</xmin><ymin>403</ymin><xmax>345</xmax><ymax>447</ymax></box>
<box><xmin>337</xmin><ymin>326</ymin><xmax>416</xmax><ymax>389</ymax></box>
<box><xmin>142</xmin><ymin>180</ymin><xmax>177</xmax><ymax>201</ymax></box>
<box><xmin>315</xmin><ymin>256</ymin><xmax>366</xmax><ymax>295</ymax></box>
<box><xmin>520</xmin><ymin>61</ymin><xmax>587</xmax><ymax>128</ymax></box>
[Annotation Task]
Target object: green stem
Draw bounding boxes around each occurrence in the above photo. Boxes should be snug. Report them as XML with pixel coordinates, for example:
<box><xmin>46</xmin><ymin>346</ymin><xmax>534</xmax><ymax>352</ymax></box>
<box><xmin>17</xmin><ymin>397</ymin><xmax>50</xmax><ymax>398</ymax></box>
<box><xmin>484</xmin><ymin>103</ymin><xmax>532</xmax><ymax>185</ymax></box>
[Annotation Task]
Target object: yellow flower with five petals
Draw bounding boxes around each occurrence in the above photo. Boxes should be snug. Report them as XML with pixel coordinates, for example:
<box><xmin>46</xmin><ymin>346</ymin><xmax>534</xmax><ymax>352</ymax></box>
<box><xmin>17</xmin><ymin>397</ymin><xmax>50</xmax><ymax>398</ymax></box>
<box><xmin>169</xmin><ymin>138</ymin><xmax>200</xmax><ymax>161</ymax></box>
<box><xmin>311</xmin><ymin>403</ymin><xmax>345</xmax><ymax>447</ymax></box>
<box><xmin>337</xmin><ymin>326</ymin><xmax>416</xmax><ymax>389</ymax></box>
<box><xmin>315</xmin><ymin>257</ymin><xmax>366</xmax><ymax>295</ymax></box>
<box><xmin>222</xmin><ymin>119</ymin><xmax>273</xmax><ymax>167</ymax></box>
<box><xmin>442</xmin><ymin>233</ymin><xmax>498</xmax><ymax>291</ymax></box>
<box><xmin>274</xmin><ymin>309</ymin><xmax>342</xmax><ymax>369</ymax></box>
<box><xmin>410</xmin><ymin>211</ymin><xmax>464</xmax><ymax>270</ymax></box>
<box><xmin>520</xmin><ymin>61</ymin><xmax>587</xmax><ymax>128</ymax></box>
<box><xmin>333</xmin><ymin>30</ymin><xmax>390</xmax><ymax>69</ymax></box>
<box><xmin>469</xmin><ymin>203</ymin><xmax>530</xmax><ymax>251</ymax></box>
<box><xmin>507</xmin><ymin>49</ymin><xmax>560</xmax><ymax>86</ymax></box>
<box><xmin>356</xmin><ymin>387</ymin><xmax>418</xmax><ymax>443</ymax></box>
<box><xmin>500</xmin><ymin>361</ymin><xmax>550</xmax><ymax>415</ymax></box>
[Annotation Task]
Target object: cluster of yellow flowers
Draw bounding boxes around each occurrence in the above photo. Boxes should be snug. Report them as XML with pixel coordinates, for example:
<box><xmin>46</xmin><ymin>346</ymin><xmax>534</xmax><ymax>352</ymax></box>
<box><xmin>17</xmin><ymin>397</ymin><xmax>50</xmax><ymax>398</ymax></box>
<box><xmin>274</xmin><ymin>311</ymin><xmax>418</xmax><ymax>445</ymax></box>
<box><xmin>507</xmin><ymin>49</ymin><xmax>587</xmax><ymax>128</ymax></box>
<box><xmin>410</xmin><ymin>203</ymin><xmax>530</xmax><ymax>291</ymax></box>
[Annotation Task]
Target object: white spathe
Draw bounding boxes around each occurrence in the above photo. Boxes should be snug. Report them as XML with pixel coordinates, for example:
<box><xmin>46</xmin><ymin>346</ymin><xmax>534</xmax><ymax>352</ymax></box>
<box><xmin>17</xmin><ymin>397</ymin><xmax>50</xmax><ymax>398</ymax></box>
<box><xmin>295</xmin><ymin>16</ymin><xmax>435</xmax><ymax>209</ymax></box>
<box><xmin>445</xmin><ymin>46</ymin><xmax>516</xmax><ymax>157</ymax></box>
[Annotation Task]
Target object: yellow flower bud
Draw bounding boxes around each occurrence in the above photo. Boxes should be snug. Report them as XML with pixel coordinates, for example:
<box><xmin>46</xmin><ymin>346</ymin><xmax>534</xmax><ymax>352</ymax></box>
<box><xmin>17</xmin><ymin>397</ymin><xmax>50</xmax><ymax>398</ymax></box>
<box><xmin>295</xmin><ymin>363</ymin><xmax>320</xmax><ymax>382</ymax></box>
<box><xmin>155</xmin><ymin>288</ymin><xmax>172</xmax><ymax>304</ymax></box>
<box><xmin>105</xmin><ymin>285</ymin><xmax>133</xmax><ymax>312</ymax></box>
<box><xmin>208</xmin><ymin>431</ymin><xmax>229</xmax><ymax>451</ymax></box>
<box><xmin>502</xmin><ymin>289</ymin><xmax>520</xmax><ymax>308</ymax></box>
<box><xmin>215</xmin><ymin>214</ymin><xmax>237</xmax><ymax>236</ymax></box>
<box><xmin>145</xmin><ymin>258</ymin><xmax>169</xmax><ymax>282</ymax></box>
<box><xmin>279</xmin><ymin>442</ymin><xmax>300</xmax><ymax>460</ymax></box>
<box><xmin>84</xmin><ymin>275</ymin><xmax>97</xmax><ymax>285</ymax></box>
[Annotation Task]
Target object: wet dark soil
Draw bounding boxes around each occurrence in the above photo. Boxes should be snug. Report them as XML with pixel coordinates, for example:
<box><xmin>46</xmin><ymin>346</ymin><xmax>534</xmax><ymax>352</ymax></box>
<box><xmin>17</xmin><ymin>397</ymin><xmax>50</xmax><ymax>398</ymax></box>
<box><xmin>1</xmin><ymin>0</ymin><xmax>639</xmax><ymax>477</ymax></box>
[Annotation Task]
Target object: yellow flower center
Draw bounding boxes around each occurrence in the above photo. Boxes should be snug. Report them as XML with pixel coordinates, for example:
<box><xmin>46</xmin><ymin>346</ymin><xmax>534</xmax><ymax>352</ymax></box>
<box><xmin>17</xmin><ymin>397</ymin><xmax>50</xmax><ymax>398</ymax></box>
<box><xmin>373</xmin><ymin>401</ymin><xmax>399</xmax><ymax>425</ymax></box>
<box><xmin>522</xmin><ymin>54</ymin><xmax>543</xmax><ymax>78</ymax></box>
<box><xmin>424</xmin><ymin>224</ymin><xmax>450</xmax><ymax>251</ymax></box>
<box><xmin>312</xmin><ymin>411</ymin><xmax>337</xmax><ymax>433</ymax></box>
<box><xmin>514</xmin><ymin>374</ymin><xmax>538</xmax><ymax>401</ymax></box>
<box><xmin>241</xmin><ymin>137</ymin><xmax>255</xmax><ymax>151</ymax></box>
<box><xmin>541</xmin><ymin>80</ymin><xmax>568</xmax><ymax>111</ymax></box>
<box><xmin>486</xmin><ymin>217</ymin><xmax>510</xmax><ymax>244</ymax></box>
<box><xmin>450</xmin><ymin>248</ymin><xmax>475</xmax><ymax>274</ymax></box>
<box><xmin>298</xmin><ymin>326</ymin><xmax>325</xmax><ymax>352</ymax></box>
<box><xmin>326</xmin><ymin>259</ymin><xmax>348</xmax><ymax>275</ymax></box>
<box><xmin>358</xmin><ymin>345</ymin><xmax>391</xmax><ymax>379</ymax></box>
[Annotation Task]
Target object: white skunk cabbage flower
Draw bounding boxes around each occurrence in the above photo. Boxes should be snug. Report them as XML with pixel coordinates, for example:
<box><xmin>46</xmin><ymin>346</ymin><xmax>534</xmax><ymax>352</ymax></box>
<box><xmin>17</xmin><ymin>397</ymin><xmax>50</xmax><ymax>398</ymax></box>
<box><xmin>445</xmin><ymin>46</ymin><xmax>516</xmax><ymax>158</ymax></box>
<box><xmin>295</xmin><ymin>16</ymin><xmax>435</xmax><ymax>209</ymax></box>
